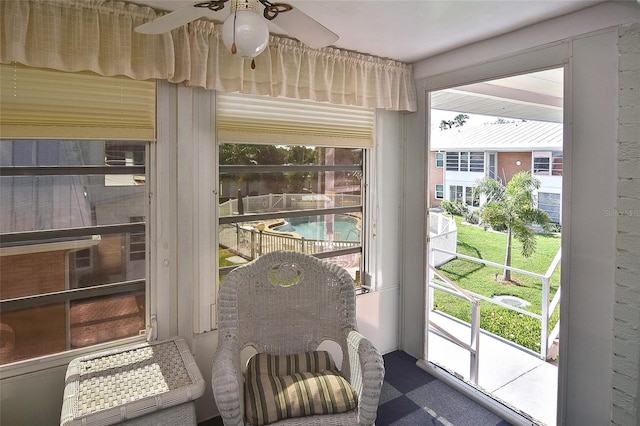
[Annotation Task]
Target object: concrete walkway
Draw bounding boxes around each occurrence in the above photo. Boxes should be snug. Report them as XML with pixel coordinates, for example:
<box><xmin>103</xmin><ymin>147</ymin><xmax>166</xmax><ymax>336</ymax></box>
<box><xmin>427</xmin><ymin>311</ymin><xmax>558</xmax><ymax>426</ymax></box>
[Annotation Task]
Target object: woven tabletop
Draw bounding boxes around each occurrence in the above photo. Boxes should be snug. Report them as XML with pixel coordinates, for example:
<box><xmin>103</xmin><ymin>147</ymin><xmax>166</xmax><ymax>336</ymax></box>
<box><xmin>61</xmin><ymin>337</ymin><xmax>205</xmax><ymax>426</ymax></box>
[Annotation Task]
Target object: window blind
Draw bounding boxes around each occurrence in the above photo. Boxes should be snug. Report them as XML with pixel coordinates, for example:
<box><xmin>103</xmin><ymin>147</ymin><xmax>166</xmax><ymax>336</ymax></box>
<box><xmin>0</xmin><ymin>63</ymin><xmax>156</xmax><ymax>141</ymax></box>
<box><xmin>217</xmin><ymin>93</ymin><xmax>374</xmax><ymax>148</ymax></box>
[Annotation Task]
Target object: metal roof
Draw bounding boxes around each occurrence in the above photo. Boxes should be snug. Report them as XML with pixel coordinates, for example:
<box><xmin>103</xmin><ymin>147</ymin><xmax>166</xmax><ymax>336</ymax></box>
<box><xmin>430</xmin><ymin>120</ymin><xmax>562</xmax><ymax>152</ymax></box>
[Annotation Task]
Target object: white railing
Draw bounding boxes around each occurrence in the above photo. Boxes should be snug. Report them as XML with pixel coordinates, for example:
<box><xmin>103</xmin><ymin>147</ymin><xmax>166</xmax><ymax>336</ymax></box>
<box><xmin>429</xmin><ymin>247</ymin><xmax>561</xmax><ymax>361</ymax></box>
<box><xmin>429</xmin><ymin>213</ymin><xmax>458</xmax><ymax>267</ymax></box>
<box><xmin>225</xmin><ymin>223</ymin><xmax>359</xmax><ymax>260</ymax></box>
<box><xmin>428</xmin><ymin>263</ymin><xmax>481</xmax><ymax>384</ymax></box>
<box><xmin>219</xmin><ymin>193</ymin><xmax>362</xmax><ymax>216</ymax></box>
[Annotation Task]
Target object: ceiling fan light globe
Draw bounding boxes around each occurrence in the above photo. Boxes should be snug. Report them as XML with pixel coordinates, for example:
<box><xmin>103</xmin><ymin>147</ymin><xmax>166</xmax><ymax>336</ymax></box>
<box><xmin>222</xmin><ymin>11</ymin><xmax>270</xmax><ymax>58</ymax></box>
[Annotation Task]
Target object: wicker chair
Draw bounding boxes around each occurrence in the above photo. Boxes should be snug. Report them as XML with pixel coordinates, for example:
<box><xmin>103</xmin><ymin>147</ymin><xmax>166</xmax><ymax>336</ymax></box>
<box><xmin>212</xmin><ymin>251</ymin><xmax>385</xmax><ymax>426</ymax></box>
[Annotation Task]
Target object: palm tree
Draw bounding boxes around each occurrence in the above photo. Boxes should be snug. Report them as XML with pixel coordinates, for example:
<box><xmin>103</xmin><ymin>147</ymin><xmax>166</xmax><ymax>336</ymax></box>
<box><xmin>475</xmin><ymin>171</ymin><xmax>552</xmax><ymax>281</ymax></box>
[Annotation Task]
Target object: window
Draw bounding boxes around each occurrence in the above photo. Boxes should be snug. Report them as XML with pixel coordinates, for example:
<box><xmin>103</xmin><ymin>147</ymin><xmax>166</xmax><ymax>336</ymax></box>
<box><xmin>552</xmin><ymin>151</ymin><xmax>563</xmax><ymax>176</ymax></box>
<box><xmin>533</xmin><ymin>151</ymin><xmax>563</xmax><ymax>176</ymax></box>
<box><xmin>0</xmin><ymin>140</ymin><xmax>148</xmax><ymax>365</ymax></box>
<box><xmin>469</xmin><ymin>152</ymin><xmax>484</xmax><ymax>172</ymax></box>
<box><xmin>216</xmin><ymin>93</ymin><xmax>373</xmax><ymax>289</ymax></box>
<box><xmin>435</xmin><ymin>184</ymin><xmax>444</xmax><ymax>199</ymax></box>
<box><xmin>538</xmin><ymin>192</ymin><xmax>561</xmax><ymax>223</ymax></box>
<box><xmin>533</xmin><ymin>157</ymin><xmax>550</xmax><ymax>175</ymax></box>
<box><xmin>450</xmin><ymin>185</ymin><xmax>463</xmax><ymax>202</ymax></box>
<box><xmin>74</xmin><ymin>248</ymin><xmax>92</xmax><ymax>269</ymax></box>
<box><xmin>449</xmin><ymin>185</ymin><xmax>477</xmax><ymax>206</ymax></box>
<box><xmin>446</xmin><ymin>152</ymin><xmax>485</xmax><ymax>172</ymax></box>
<box><xmin>466</xmin><ymin>186</ymin><xmax>479</xmax><ymax>207</ymax></box>
<box><xmin>436</xmin><ymin>152</ymin><xmax>444</xmax><ymax>168</ymax></box>
<box><xmin>0</xmin><ymin>65</ymin><xmax>154</xmax><ymax>366</ymax></box>
<box><xmin>129</xmin><ymin>216</ymin><xmax>146</xmax><ymax>261</ymax></box>
<box><xmin>218</xmin><ymin>145</ymin><xmax>365</xmax><ymax>285</ymax></box>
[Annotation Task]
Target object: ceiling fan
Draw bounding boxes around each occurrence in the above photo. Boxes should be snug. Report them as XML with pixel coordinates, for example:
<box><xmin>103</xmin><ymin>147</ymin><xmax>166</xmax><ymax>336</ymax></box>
<box><xmin>135</xmin><ymin>0</ymin><xmax>339</xmax><ymax>64</ymax></box>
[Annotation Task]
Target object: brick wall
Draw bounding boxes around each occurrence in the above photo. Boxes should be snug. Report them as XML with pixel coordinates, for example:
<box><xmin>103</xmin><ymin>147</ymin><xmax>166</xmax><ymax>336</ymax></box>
<box><xmin>612</xmin><ymin>22</ymin><xmax>640</xmax><ymax>426</ymax></box>
<box><xmin>429</xmin><ymin>151</ymin><xmax>444</xmax><ymax>207</ymax></box>
<box><xmin>0</xmin><ymin>251</ymin><xmax>67</xmax><ymax>363</ymax></box>
<box><xmin>496</xmin><ymin>152</ymin><xmax>531</xmax><ymax>183</ymax></box>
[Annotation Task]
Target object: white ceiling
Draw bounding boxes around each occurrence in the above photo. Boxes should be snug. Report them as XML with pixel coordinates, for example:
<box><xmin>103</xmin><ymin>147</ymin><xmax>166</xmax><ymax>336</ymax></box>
<box><xmin>431</xmin><ymin>68</ymin><xmax>565</xmax><ymax>122</ymax></box>
<box><xmin>133</xmin><ymin>0</ymin><xmax>607</xmax><ymax>63</ymax></box>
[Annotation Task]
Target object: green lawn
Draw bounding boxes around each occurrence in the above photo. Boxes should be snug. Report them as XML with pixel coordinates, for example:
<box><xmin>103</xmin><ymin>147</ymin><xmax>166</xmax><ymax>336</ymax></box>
<box><xmin>434</xmin><ymin>216</ymin><xmax>561</xmax><ymax>353</ymax></box>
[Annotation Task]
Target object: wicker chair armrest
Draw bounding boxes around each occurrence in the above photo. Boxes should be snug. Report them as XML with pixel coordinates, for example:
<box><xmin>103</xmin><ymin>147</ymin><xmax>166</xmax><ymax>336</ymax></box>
<box><xmin>212</xmin><ymin>340</ymin><xmax>244</xmax><ymax>426</ymax></box>
<box><xmin>345</xmin><ymin>330</ymin><xmax>385</xmax><ymax>426</ymax></box>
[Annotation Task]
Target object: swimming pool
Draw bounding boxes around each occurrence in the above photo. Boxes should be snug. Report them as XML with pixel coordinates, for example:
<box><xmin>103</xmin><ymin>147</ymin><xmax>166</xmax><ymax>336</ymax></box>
<box><xmin>274</xmin><ymin>215</ymin><xmax>360</xmax><ymax>242</ymax></box>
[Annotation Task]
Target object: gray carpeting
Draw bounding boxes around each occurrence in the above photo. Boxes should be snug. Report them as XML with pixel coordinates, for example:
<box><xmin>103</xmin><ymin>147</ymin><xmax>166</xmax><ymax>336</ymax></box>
<box><xmin>199</xmin><ymin>350</ymin><xmax>511</xmax><ymax>426</ymax></box>
<box><xmin>377</xmin><ymin>351</ymin><xmax>510</xmax><ymax>425</ymax></box>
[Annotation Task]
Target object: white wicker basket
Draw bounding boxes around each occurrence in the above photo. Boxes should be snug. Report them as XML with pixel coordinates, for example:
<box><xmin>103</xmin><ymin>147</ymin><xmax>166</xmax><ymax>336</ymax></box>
<box><xmin>61</xmin><ymin>337</ymin><xmax>205</xmax><ymax>426</ymax></box>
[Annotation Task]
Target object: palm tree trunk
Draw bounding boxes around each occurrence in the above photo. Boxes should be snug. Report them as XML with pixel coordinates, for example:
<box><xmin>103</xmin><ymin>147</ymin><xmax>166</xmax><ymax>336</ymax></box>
<box><xmin>504</xmin><ymin>228</ymin><xmax>512</xmax><ymax>281</ymax></box>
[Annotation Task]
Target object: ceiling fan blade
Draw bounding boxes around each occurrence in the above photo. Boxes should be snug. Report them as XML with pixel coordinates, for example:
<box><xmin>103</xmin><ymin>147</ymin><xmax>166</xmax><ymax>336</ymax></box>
<box><xmin>271</xmin><ymin>7</ymin><xmax>338</xmax><ymax>49</ymax></box>
<box><xmin>134</xmin><ymin>4</ymin><xmax>213</xmax><ymax>34</ymax></box>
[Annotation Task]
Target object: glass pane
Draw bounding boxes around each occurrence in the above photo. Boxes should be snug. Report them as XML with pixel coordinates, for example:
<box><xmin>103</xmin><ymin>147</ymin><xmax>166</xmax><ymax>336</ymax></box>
<box><xmin>0</xmin><ymin>140</ymin><xmax>146</xmax><ymax>167</ymax></box>
<box><xmin>0</xmin><ymin>291</ymin><xmax>145</xmax><ymax>365</ymax></box>
<box><xmin>220</xmin><ymin>213</ymin><xmax>361</xmax><ymax>258</ymax></box>
<box><xmin>0</xmin><ymin>140</ymin><xmax>146</xmax><ymax>233</ymax></box>
<box><xmin>446</xmin><ymin>152</ymin><xmax>458</xmax><ymax>171</ymax></box>
<box><xmin>219</xmin><ymin>143</ymin><xmax>364</xmax><ymax>283</ymax></box>
<box><xmin>219</xmin><ymin>175</ymin><xmax>361</xmax><ymax>217</ymax></box>
<box><xmin>219</xmin><ymin>251</ymin><xmax>362</xmax><ymax>288</ymax></box>
<box><xmin>0</xmin><ymin>302</ymin><xmax>68</xmax><ymax>364</ymax></box>
<box><xmin>460</xmin><ymin>152</ymin><xmax>469</xmax><ymax>171</ymax></box>
<box><xmin>533</xmin><ymin>158</ymin><xmax>550</xmax><ymax>175</ymax></box>
<box><xmin>0</xmin><ymin>176</ymin><xmax>145</xmax><ymax>232</ymax></box>
<box><xmin>0</xmin><ymin>139</ymin><xmax>148</xmax><ymax>364</ymax></box>
<box><xmin>70</xmin><ymin>291</ymin><xmax>145</xmax><ymax>349</ymax></box>
<box><xmin>469</xmin><ymin>152</ymin><xmax>484</xmax><ymax>172</ymax></box>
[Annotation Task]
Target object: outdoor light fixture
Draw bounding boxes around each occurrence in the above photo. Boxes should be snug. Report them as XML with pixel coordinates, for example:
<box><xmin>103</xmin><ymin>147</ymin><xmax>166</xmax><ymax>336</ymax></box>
<box><xmin>222</xmin><ymin>0</ymin><xmax>270</xmax><ymax>68</ymax></box>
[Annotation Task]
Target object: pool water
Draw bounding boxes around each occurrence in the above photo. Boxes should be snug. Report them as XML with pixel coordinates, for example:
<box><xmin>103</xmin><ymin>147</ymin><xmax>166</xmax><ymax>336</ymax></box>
<box><xmin>275</xmin><ymin>215</ymin><xmax>360</xmax><ymax>241</ymax></box>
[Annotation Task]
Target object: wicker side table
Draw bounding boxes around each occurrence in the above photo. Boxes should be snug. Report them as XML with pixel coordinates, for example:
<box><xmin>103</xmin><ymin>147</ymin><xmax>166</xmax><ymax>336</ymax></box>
<box><xmin>60</xmin><ymin>337</ymin><xmax>205</xmax><ymax>426</ymax></box>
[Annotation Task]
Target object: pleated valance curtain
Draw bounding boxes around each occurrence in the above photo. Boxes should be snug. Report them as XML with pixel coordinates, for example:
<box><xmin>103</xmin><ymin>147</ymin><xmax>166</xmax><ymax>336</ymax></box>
<box><xmin>0</xmin><ymin>0</ymin><xmax>417</xmax><ymax>112</ymax></box>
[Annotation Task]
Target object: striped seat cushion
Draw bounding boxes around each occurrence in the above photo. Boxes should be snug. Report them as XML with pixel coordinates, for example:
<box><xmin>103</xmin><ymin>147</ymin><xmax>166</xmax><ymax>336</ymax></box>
<box><xmin>244</xmin><ymin>351</ymin><xmax>357</xmax><ymax>426</ymax></box>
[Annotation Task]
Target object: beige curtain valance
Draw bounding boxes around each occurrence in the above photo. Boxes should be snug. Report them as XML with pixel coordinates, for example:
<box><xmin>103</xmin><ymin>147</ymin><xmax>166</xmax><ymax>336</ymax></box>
<box><xmin>0</xmin><ymin>0</ymin><xmax>417</xmax><ymax>112</ymax></box>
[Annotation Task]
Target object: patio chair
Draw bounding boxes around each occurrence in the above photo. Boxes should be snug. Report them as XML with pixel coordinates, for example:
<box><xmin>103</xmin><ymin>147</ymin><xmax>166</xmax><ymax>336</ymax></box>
<box><xmin>212</xmin><ymin>250</ymin><xmax>385</xmax><ymax>426</ymax></box>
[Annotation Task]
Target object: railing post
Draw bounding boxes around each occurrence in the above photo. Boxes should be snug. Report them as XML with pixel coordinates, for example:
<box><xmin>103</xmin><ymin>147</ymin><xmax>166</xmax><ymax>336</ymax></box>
<box><xmin>470</xmin><ymin>300</ymin><xmax>481</xmax><ymax>385</ymax></box>
<box><xmin>541</xmin><ymin>276</ymin><xmax>550</xmax><ymax>360</ymax></box>
<box><xmin>250</xmin><ymin>229</ymin><xmax>256</xmax><ymax>260</ymax></box>
<box><xmin>235</xmin><ymin>223</ymin><xmax>240</xmax><ymax>251</ymax></box>
<box><xmin>429</xmin><ymin>248</ymin><xmax>436</xmax><ymax>311</ymax></box>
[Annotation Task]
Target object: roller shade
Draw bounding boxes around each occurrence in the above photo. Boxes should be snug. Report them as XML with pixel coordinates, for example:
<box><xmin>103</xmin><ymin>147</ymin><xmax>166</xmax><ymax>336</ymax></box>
<box><xmin>217</xmin><ymin>93</ymin><xmax>374</xmax><ymax>148</ymax></box>
<box><xmin>0</xmin><ymin>63</ymin><xmax>155</xmax><ymax>140</ymax></box>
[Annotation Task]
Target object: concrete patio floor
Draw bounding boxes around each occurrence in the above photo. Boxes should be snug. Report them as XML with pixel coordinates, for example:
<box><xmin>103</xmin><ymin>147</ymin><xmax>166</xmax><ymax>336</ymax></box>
<box><xmin>427</xmin><ymin>311</ymin><xmax>558</xmax><ymax>426</ymax></box>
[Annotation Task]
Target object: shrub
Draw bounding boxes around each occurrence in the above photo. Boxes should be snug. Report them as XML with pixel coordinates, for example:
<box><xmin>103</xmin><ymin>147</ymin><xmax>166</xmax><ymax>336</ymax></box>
<box><xmin>481</xmin><ymin>306</ymin><xmax>542</xmax><ymax>351</ymax></box>
<box><xmin>547</xmin><ymin>223</ymin><xmax>562</xmax><ymax>233</ymax></box>
<box><xmin>464</xmin><ymin>210</ymin><xmax>480</xmax><ymax>224</ymax></box>
<box><xmin>441</xmin><ymin>200</ymin><xmax>468</xmax><ymax>217</ymax></box>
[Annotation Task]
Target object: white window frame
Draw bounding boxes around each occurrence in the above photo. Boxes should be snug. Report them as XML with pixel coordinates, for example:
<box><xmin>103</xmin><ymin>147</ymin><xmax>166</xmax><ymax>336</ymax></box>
<box><xmin>446</xmin><ymin>151</ymin><xmax>485</xmax><ymax>172</ymax></box>
<box><xmin>435</xmin><ymin>184</ymin><xmax>444</xmax><ymax>199</ymax></box>
<box><xmin>533</xmin><ymin>151</ymin><xmax>552</xmax><ymax>175</ymax></box>
<box><xmin>155</xmin><ymin>86</ymin><xmax>379</xmax><ymax>336</ymax></box>
<box><xmin>0</xmin><ymin>140</ymin><xmax>151</xmax><ymax>377</ymax></box>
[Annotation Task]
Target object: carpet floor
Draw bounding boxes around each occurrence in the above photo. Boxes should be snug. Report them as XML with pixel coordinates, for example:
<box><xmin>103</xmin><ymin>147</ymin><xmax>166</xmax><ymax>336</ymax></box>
<box><xmin>200</xmin><ymin>350</ymin><xmax>511</xmax><ymax>426</ymax></box>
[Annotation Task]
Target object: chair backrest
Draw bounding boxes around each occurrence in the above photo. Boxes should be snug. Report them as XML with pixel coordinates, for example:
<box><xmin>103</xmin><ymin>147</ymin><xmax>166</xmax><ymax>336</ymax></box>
<box><xmin>218</xmin><ymin>251</ymin><xmax>357</xmax><ymax>356</ymax></box>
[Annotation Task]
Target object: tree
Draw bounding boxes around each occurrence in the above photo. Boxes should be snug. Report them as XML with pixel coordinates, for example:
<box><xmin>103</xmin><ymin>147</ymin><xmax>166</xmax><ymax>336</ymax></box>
<box><xmin>475</xmin><ymin>171</ymin><xmax>552</xmax><ymax>282</ymax></box>
<box><xmin>439</xmin><ymin>113</ymin><xmax>470</xmax><ymax>130</ymax></box>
